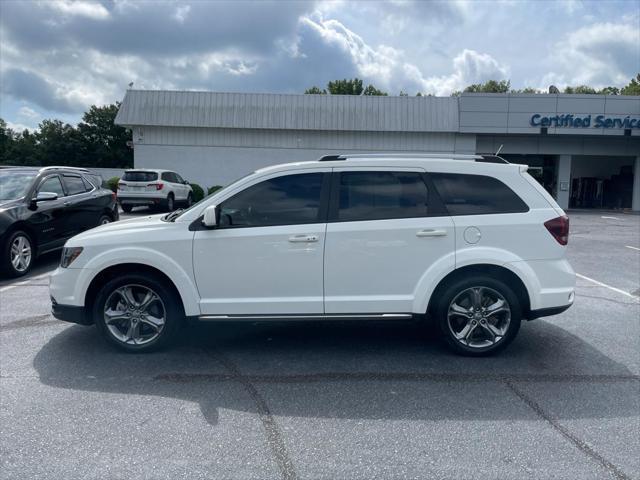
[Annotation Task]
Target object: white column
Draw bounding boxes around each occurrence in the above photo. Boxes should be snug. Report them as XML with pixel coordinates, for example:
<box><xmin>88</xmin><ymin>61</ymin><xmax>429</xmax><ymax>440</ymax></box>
<box><xmin>556</xmin><ymin>155</ymin><xmax>572</xmax><ymax>210</ymax></box>
<box><xmin>632</xmin><ymin>156</ymin><xmax>640</xmax><ymax>212</ymax></box>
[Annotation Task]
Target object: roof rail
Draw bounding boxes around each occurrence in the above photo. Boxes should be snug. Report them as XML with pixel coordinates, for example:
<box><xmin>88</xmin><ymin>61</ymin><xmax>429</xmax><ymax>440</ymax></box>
<box><xmin>477</xmin><ymin>155</ymin><xmax>510</xmax><ymax>164</ymax></box>
<box><xmin>318</xmin><ymin>155</ymin><xmax>346</xmax><ymax>161</ymax></box>
<box><xmin>317</xmin><ymin>153</ymin><xmax>513</xmax><ymax>164</ymax></box>
<box><xmin>40</xmin><ymin>166</ymin><xmax>91</xmax><ymax>172</ymax></box>
<box><xmin>320</xmin><ymin>153</ymin><xmax>482</xmax><ymax>161</ymax></box>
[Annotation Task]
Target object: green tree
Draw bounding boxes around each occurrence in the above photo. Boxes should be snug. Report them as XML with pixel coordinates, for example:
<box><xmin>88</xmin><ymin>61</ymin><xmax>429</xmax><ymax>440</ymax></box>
<box><xmin>304</xmin><ymin>86</ymin><xmax>327</xmax><ymax>94</ymax></box>
<box><xmin>598</xmin><ymin>86</ymin><xmax>620</xmax><ymax>95</ymax></box>
<box><xmin>34</xmin><ymin>119</ymin><xmax>82</xmax><ymax>166</ymax></box>
<box><xmin>327</xmin><ymin>78</ymin><xmax>364</xmax><ymax>95</ymax></box>
<box><xmin>362</xmin><ymin>84</ymin><xmax>387</xmax><ymax>96</ymax></box>
<box><xmin>77</xmin><ymin>103</ymin><xmax>133</xmax><ymax>168</ymax></box>
<box><xmin>464</xmin><ymin>80</ymin><xmax>511</xmax><ymax>93</ymax></box>
<box><xmin>0</xmin><ymin>119</ymin><xmax>12</xmax><ymax>164</ymax></box>
<box><xmin>564</xmin><ymin>85</ymin><xmax>597</xmax><ymax>94</ymax></box>
<box><xmin>512</xmin><ymin>87</ymin><xmax>540</xmax><ymax>94</ymax></box>
<box><xmin>621</xmin><ymin>74</ymin><xmax>640</xmax><ymax>95</ymax></box>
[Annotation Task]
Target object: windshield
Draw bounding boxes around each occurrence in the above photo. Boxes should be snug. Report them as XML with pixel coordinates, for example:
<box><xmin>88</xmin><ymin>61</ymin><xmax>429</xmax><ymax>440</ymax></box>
<box><xmin>0</xmin><ymin>172</ymin><xmax>36</xmax><ymax>201</ymax></box>
<box><xmin>165</xmin><ymin>171</ymin><xmax>255</xmax><ymax>221</ymax></box>
<box><xmin>123</xmin><ymin>171</ymin><xmax>158</xmax><ymax>182</ymax></box>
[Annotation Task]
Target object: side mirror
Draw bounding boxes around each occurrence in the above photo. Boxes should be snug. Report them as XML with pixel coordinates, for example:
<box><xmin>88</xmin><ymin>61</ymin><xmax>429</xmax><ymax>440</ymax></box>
<box><xmin>202</xmin><ymin>205</ymin><xmax>218</xmax><ymax>227</ymax></box>
<box><xmin>183</xmin><ymin>180</ymin><xmax>189</xmax><ymax>185</ymax></box>
<box><xmin>35</xmin><ymin>192</ymin><xmax>58</xmax><ymax>202</ymax></box>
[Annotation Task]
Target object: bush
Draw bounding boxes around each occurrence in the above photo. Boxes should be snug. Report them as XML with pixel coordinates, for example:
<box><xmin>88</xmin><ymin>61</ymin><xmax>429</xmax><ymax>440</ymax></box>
<box><xmin>107</xmin><ymin>176</ymin><xmax>120</xmax><ymax>193</ymax></box>
<box><xmin>190</xmin><ymin>183</ymin><xmax>205</xmax><ymax>202</ymax></box>
<box><xmin>208</xmin><ymin>185</ymin><xmax>223</xmax><ymax>195</ymax></box>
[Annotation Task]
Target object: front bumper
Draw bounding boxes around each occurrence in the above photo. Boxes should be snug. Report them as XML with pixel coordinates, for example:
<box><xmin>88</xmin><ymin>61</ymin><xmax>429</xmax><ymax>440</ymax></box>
<box><xmin>51</xmin><ymin>297</ymin><xmax>91</xmax><ymax>325</ymax></box>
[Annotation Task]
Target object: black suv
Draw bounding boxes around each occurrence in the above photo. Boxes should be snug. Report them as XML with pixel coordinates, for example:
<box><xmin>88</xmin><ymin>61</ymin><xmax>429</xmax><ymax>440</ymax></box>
<box><xmin>0</xmin><ymin>166</ymin><xmax>119</xmax><ymax>277</ymax></box>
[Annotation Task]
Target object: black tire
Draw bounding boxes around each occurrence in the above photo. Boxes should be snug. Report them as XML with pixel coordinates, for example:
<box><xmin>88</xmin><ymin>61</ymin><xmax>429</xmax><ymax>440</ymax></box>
<box><xmin>186</xmin><ymin>193</ymin><xmax>193</xmax><ymax>207</ymax></box>
<box><xmin>98</xmin><ymin>214</ymin><xmax>112</xmax><ymax>226</ymax></box>
<box><xmin>1</xmin><ymin>230</ymin><xmax>34</xmax><ymax>278</ymax></box>
<box><xmin>434</xmin><ymin>275</ymin><xmax>521</xmax><ymax>356</ymax></box>
<box><xmin>121</xmin><ymin>204</ymin><xmax>133</xmax><ymax>213</ymax></box>
<box><xmin>93</xmin><ymin>273</ymin><xmax>183</xmax><ymax>353</ymax></box>
<box><xmin>165</xmin><ymin>194</ymin><xmax>175</xmax><ymax>212</ymax></box>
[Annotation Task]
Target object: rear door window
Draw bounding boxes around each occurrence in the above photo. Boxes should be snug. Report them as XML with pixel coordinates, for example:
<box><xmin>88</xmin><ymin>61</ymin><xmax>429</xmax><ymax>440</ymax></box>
<box><xmin>123</xmin><ymin>171</ymin><xmax>158</xmax><ymax>182</ymax></box>
<box><xmin>430</xmin><ymin>173</ymin><xmax>529</xmax><ymax>215</ymax></box>
<box><xmin>63</xmin><ymin>175</ymin><xmax>89</xmax><ymax>196</ymax></box>
<box><xmin>334</xmin><ymin>171</ymin><xmax>429</xmax><ymax>222</ymax></box>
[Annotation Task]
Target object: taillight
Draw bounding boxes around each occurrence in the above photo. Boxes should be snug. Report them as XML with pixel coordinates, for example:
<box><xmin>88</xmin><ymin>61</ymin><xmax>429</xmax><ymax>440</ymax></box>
<box><xmin>544</xmin><ymin>215</ymin><xmax>569</xmax><ymax>245</ymax></box>
<box><xmin>148</xmin><ymin>183</ymin><xmax>163</xmax><ymax>190</ymax></box>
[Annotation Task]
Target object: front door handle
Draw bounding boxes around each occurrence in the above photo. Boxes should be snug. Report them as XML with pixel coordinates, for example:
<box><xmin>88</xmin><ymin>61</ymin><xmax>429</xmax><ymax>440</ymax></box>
<box><xmin>416</xmin><ymin>229</ymin><xmax>447</xmax><ymax>237</ymax></box>
<box><xmin>289</xmin><ymin>234</ymin><xmax>319</xmax><ymax>243</ymax></box>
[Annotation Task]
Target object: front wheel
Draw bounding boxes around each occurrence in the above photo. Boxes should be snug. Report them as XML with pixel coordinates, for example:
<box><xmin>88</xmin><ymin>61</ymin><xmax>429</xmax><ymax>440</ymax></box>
<box><xmin>434</xmin><ymin>276</ymin><xmax>521</xmax><ymax>356</ymax></box>
<box><xmin>1</xmin><ymin>230</ymin><xmax>33</xmax><ymax>278</ymax></box>
<box><xmin>186</xmin><ymin>193</ymin><xmax>193</xmax><ymax>207</ymax></box>
<box><xmin>93</xmin><ymin>273</ymin><xmax>182</xmax><ymax>352</ymax></box>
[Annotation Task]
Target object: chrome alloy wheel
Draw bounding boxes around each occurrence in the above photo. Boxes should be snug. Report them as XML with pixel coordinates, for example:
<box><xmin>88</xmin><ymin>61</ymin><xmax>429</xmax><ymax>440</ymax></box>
<box><xmin>447</xmin><ymin>286</ymin><xmax>511</xmax><ymax>349</ymax></box>
<box><xmin>103</xmin><ymin>284</ymin><xmax>166</xmax><ymax>346</ymax></box>
<box><xmin>10</xmin><ymin>234</ymin><xmax>32</xmax><ymax>272</ymax></box>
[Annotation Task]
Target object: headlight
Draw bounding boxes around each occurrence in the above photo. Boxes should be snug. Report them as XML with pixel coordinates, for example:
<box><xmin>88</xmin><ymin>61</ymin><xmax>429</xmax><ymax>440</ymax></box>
<box><xmin>60</xmin><ymin>247</ymin><xmax>83</xmax><ymax>268</ymax></box>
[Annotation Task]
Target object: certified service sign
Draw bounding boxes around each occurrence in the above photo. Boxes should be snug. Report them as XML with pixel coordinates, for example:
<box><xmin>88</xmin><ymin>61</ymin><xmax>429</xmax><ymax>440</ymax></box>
<box><xmin>530</xmin><ymin>114</ymin><xmax>640</xmax><ymax>129</ymax></box>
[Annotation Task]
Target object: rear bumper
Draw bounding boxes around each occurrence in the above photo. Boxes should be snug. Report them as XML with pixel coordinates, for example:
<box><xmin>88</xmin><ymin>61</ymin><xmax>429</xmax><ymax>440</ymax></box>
<box><xmin>51</xmin><ymin>298</ymin><xmax>91</xmax><ymax>325</ymax></box>
<box><xmin>528</xmin><ymin>303</ymin><xmax>573</xmax><ymax>320</ymax></box>
<box><xmin>118</xmin><ymin>195</ymin><xmax>165</xmax><ymax>206</ymax></box>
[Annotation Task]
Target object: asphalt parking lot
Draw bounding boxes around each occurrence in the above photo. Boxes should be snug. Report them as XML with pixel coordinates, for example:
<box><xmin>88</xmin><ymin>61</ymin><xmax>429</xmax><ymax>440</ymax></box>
<box><xmin>1</xmin><ymin>210</ymin><xmax>639</xmax><ymax>480</ymax></box>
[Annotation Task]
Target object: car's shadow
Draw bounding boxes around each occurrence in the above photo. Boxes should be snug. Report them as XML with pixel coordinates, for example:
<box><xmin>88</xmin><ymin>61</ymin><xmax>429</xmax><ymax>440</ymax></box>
<box><xmin>34</xmin><ymin>320</ymin><xmax>638</xmax><ymax>425</ymax></box>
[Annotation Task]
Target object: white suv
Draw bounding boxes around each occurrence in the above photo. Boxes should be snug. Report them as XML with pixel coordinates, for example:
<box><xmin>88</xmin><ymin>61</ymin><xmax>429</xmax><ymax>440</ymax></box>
<box><xmin>118</xmin><ymin>169</ymin><xmax>193</xmax><ymax>212</ymax></box>
<box><xmin>50</xmin><ymin>154</ymin><xmax>575</xmax><ymax>355</ymax></box>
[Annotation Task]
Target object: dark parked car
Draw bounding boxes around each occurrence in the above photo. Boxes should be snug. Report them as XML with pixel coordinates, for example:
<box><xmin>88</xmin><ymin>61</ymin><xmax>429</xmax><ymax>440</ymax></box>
<box><xmin>0</xmin><ymin>166</ymin><xmax>119</xmax><ymax>277</ymax></box>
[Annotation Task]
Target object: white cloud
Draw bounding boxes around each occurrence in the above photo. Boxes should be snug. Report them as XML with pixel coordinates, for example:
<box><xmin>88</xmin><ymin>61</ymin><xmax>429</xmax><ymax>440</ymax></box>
<box><xmin>5</xmin><ymin>120</ymin><xmax>34</xmax><ymax>132</ymax></box>
<box><xmin>300</xmin><ymin>17</ymin><xmax>403</xmax><ymax>85</ymax></box>
<box><xmin>416</xmin><ymin>49</ymin><xmax>510</xmax><ymax>95</ymax></box>
<box><xmin>542</xmin><ymin>21</ymin><xmax>639</xmax><ymax>89</ymax></box>
<box><xmin>42</xmin><ymin>0</ymin><xmax>110</xmax><ymax>20</ymax></box>
<box><xmin>18</xmin><ymin>106</ymin><xmax>40</xmax><ymax>120</ymax></box>
<box><xmin>174</xmin><ymin>5</ymin><xmax>191</xmax><ymax>24</ymax></box>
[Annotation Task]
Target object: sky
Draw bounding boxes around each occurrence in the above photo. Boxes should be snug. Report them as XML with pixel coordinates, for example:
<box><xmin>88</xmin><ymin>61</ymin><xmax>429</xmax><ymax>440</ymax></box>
<box><xmin>1</xmin><ymin>0</ymin><xmax>639</xmax><ymax>131</ymax></box>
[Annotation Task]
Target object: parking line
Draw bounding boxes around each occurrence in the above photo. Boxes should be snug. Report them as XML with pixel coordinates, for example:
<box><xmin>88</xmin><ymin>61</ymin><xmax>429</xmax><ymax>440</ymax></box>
<box><xmin>625</xmin><ymin>246</ymin><xmax>640</xmax><ymax>252</ymax></box>
<box><xmin>0</xmin><ymin>272</ymin><xmax>51</xmax><ymax>294</ymax></box>
<box><xmin>601</xmin><ymin>216</ymin><xmax>621</xmax><ymax>220</ymax></box>
<box><xmin>576</xmin><ymin>273</ymin><xmax>639</xmax><ymax>301</ymax></box>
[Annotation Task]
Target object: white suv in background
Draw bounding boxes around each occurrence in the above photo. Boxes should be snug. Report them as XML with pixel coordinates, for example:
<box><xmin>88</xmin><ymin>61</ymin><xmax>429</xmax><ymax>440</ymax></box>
<box><xmin>117</xmin><ymin>169</ymin><xmax>193</xmax><ymax>212</ymax></box>
<box><xmin>50</xmin><ymin>154</ymin><xmax>575</xmax><ymax>356</ymax></box>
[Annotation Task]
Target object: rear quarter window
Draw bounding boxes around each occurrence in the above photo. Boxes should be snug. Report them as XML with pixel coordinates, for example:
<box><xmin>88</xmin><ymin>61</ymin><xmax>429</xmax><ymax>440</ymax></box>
<box><xmin>430</xmin><ymin>173</ymin><xmax>529</xmax><ymax>215</ymax></box>
<box><xmin>123</xmin><ymin>171</ymin><xmax>158</xmax><ymax>182</ymax></box>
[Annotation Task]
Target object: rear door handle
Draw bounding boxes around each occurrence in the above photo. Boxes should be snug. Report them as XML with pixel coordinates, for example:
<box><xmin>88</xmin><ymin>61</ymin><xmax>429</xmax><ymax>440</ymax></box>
<box><xmin>63</xmin><ymin>201</ymin><xmax>71</xmax><ymax>206</ymax></box>
<box><xmin>289</xmin><ymin>234</ymin><xmax>319</xmax><ymax>243</ymax></box>
<box><xmin>416</xmin><ymin>229</ymin><xmax>447</xmax><ymax>237</ymax></box>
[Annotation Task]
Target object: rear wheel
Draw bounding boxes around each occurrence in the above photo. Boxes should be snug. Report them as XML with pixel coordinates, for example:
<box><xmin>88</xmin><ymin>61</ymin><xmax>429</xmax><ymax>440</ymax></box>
<box><xmin>93</xmin><ymin>273</ymin><xmax>182</xmax><ymax>352</ymax></box>
<box><xmin>186</xmin><ymin>193</ymin><xmax>193</xmax><ymax>207</ymax></box>
<box><xmin>121</xmin><ymin>204</ymin><xmax>133</xmax><ymax>213</ymax></box>
<box><xmin>165</xmin><ymin>194</ymin><xmax>175</xmax><ymax>212</ymax></box>
<box><xmin>434</xmin><ymin>276</ymin><xmax>521</xmax><ymax>356</ymax></box>
<box><xmin>1</xmin><ymin>230</ymin><xmax>33</xmax><ymax>278</ymax></box>
<box><xmin>98</xmin><ymin>214</ymin><xmax>112</xmax><ymax>226</ymax></box>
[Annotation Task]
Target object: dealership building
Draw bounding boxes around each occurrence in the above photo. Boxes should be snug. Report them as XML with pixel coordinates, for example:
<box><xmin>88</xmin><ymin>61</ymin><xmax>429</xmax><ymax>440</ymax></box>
<box><xmin>115</xmin><ymin>90</ymin><xmax>640</xmax><ymax>211</ymax></box>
